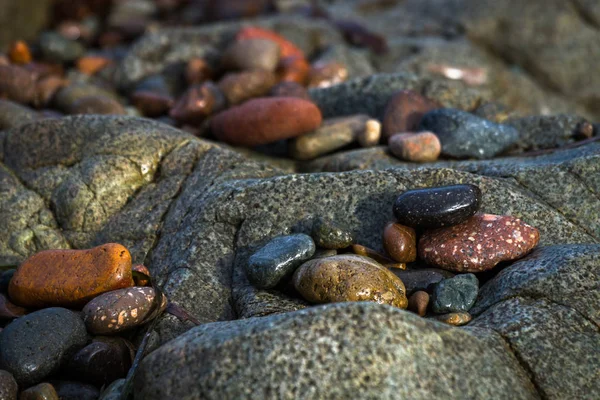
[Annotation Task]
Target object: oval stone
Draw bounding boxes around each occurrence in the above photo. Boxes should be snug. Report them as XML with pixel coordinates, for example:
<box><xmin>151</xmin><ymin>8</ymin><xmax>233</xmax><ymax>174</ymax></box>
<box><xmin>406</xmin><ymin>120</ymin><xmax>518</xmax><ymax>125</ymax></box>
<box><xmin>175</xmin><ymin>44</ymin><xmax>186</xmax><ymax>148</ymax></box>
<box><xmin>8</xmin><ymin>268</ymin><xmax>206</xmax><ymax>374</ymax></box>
<box><xmin>293</xmin><ymin>254</ymin><xmax>408</xmax><ymax>309</ymax></box>
<box><xmin>82</xmin><ymin>287</ymin><xmax>162</xmax><ymax>335</ymax></box>
<box><xmin>211</xmin><ymin>97</ymin><xmax>322</xmax><ymax>147</ymax></box>
<box><xmin>0</xmin><ymin>308</ymin><xmax>88</xmax><ymax>386</ymax></box>
<box><xmin>382</xmin><ymin>222</ymin><xmax>417</xmax><ymax>263</ymax></box>
<box><xmin>393</xmin><ymin>184</ymin><xmax>482</xmax><ymax>229</ymax></box>
<box><xmin>382</xmin><ymin>90</ymin><xmax>439</xmax><ymax>139</ymax></box>
<box><xmin>65</xmin><ymin>341</ymin><xmax>131</xmax><ymax>386</ymax></box>
<box><xmin>246</xmin><ymin>234</ymin><xmax>315</xmax><ymax>289</ymax></box>
<box><xmin>407</xmin><ymin>291</ymin><xmax>429</xmax><ymax>317</ymax></box>
<box><xmin>221</xmin><ymin>38</ymin><xmax>281</xmax><ymax>72</ymax></box>
<box><xmin>51</xmin><ymin>381</ymin><xmax>99</xmax><ymax>400</ymax></box>
<box><xmin>388</xmin><ymin>132</ymin><xmax>441</xmax><ymax>162</ymax></box>
<box><xmin>430</xmin><ymin>312</ymin><xmax>472</xmax><ymax>326</ymax></box>
<box><xmin>0</xmin><ymin>370</ymin><xmax>17</xmax><ymax>400</ymax></box>
<box><xmin>419</xmin><ymin>213</ymin><xmax>540</xmax><ymax>272</ymax></box>
<box><xmin>19</xmin><ymin>383</ymin><xmax>59</xmax><ymax>400</ymax></box>
<box><xmin>431</xmin><ymin>274</ymin><xmax>479</xmax><ymax>314</ymax></box>
<box><xmin>9</xmin><ymin>243</ymin><xmax>134</xmax><ymax>308</ymax></box>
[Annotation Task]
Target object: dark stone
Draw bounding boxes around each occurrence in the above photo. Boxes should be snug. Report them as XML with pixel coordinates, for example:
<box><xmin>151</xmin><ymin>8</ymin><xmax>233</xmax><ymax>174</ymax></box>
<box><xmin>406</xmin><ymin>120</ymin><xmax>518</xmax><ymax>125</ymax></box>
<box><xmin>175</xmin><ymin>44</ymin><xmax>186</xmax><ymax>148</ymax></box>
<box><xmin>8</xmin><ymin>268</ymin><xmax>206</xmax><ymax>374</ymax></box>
<box><xmin>419</xmin><ymin>108</ymin><xmax>519</xmax><ymax>159</ymax></box>
<box><xmin>311</xmin><ymin>217</ymin><xmax>353</xmax><ymax>249</ymax></box>
<box><xmin>19</xmin><ymin>382</ymin><xmax>59</xmax><ymax>400</ymax></box>
<box><xmin>50</xmin><ymin>381</ymin><xmax>100</xmax><ymax>400</ymax></box>
<box><xmin>246</xmin><ymin>234</ymin><xmax>315</xmax><ymax>289</ymax></box>
<box><xmin>98</xmin><ymin>379</ymin><xmax>126</xmax><ymax>400</ymax></box>
<box><xmin>0</xmin><ymin>270</ymin><xmax>15</xmax><ymax>293</ymax></box>
<box><xmin>0</xmin><ymin>370</ymin><xmax>17</xmax><ymax>400</ymax></box>
<box><xmin>431</xmin><ymin>273</ymin><xmax>479</xmax><ymax>314</ymax></box>
<box><xmin>391</xmin><ymin>268</ymin><xmax>455</xmax><ymax>295</ymax></box>
<box><xmin>65</xmin><ymin>341</ymin><xmax>131</xmax><ymax>387</ymax></box>
<box><xmin>0</xmin><ymin>308</ymin><xmax>88</xmax><ymax>386</ymax></box>
<box><xmin>38</xmin><ymin>32</ymin><xmax>85</xmax><ymax>63</ymax></box>
<box><xmin>393</xmin><ymin>184</ymin><xmax>481</xmax><ymax>229</ymax></box>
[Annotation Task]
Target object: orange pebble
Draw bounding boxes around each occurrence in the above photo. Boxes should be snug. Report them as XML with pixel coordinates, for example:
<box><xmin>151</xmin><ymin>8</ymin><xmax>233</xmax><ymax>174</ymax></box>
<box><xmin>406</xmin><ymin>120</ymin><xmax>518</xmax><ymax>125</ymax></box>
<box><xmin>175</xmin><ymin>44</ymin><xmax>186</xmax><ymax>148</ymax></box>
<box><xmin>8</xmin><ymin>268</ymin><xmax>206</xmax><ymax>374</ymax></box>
<box><xmin>8</xmin><ymin>40</ymin><xmax>32</xmax><ymax>65</ymax></box>
<box><xmin>77</xmin><ymin>56</ymin><xmax>112</xmax><ymax>75</ymax></box>
<box><xmin>279</xmin><ymin>55</ymin><xmax>310</xmax><ymax>85</ymax></box>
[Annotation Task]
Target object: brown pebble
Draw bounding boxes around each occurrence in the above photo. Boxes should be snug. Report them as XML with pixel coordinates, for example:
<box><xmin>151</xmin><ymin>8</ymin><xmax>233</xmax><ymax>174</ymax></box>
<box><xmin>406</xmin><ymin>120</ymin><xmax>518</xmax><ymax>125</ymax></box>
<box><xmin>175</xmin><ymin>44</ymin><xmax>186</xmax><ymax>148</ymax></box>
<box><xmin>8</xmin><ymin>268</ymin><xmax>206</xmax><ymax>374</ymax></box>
<box><xmin>419</xmin><ymin>213</ymin><xmax>540</xmax><ymax>272</ymax></box>
<box><xmin>384</xmin><ymin>263</ymin><xmax>407</xmax><ymax>270</ymax></box>
<box><xmin>8</xmin><ymin>40</ymin><xmax>32</xmax><ymax>65</ymax></box>
<box><xmin>218</xmin><ymin>70</ymin><xmax>277</xmax><ymax>105</ymax></box>
<box><xmin>130</xmin><ymin>90</ymin><xmax>174</xmax><ymax>117</ymax></box>
<box><xmin>0</xmin><ymin>293</ymin><xmax>27</xmax><ymax>319</ymax></box>
<box><xmin>76</xmin><ymin>56</ymin><xmax>112</xmax><ymax>75</ymax></box>
<box><xmin>19</xmin><ymin>382</ymin><xmax>58</xmax><ymax>400</ymax></box>
<box><xmin>132</xmin><ymin>264</ymin><xmax>151</xmax><ymax>286</ymax></box>
<box><xmin>308</xmin><ymin>61</ymin><xmax>348</xmax><ymax>88</ymax></box>
<box><xmin>388</xmin><ymin>132</ymin><xmax>441</xmax><ymax>162</ymax></box>
<box><xmin>65</xmin><ymin>341</ymin><xmax>132</xmax><ymax>386</ymax></box>
<box><xmin>211</xmin><ymin>97</ymin><xmax>322</xmax><ymax>147</ymax></box>
<box><xmin>185</xmin><ymin>58</ymin><xmax>213</xmax><ymax>85</ymax></box>
<box><xmin>293</xmin><ymin>254</ymin><xmax>408</xmax><ymax>309</ymax></box>
<box><xmin>0</xmin><ymin>65</ymin><xmax>37</xmax><ymax>104</ymax></box>
<box><xmin>575</xmin><ymin>121</ymin><xmax>594</xmax><ymax>139</ymax></box>
<box><xmin>382</xmin><ymin>90</ymin><xmax>439</xmax><ymax>139</ymax></box>
<box><xmin>68</xmin><ymin>95</ymin><xmax>125</xmax><ymax>115</ymax></box>
<box><xmin>407</xmin><ymin>291</ymin><xmax>429</xmax><ymax>317</ymax></box>
<box><xmin>430</xmin><ymin>312</ymin><xmax>472</xmax><ymax>326</ymax></box>
<box><xmin>270</xmin><ymin>81</ymin><xmax>310</xmax><ymax>100</ymax></box>
<box><xmin>34</xmin><ymin>76</ymin><xmax>68</xmax><ymax>108</ymax></box>
<box><xmin>9</xmin><ymin>243</ymin><xmax>134</xmax><ymax>308</ymax></box>
<box><xmin>352</xmin><ymin>244</ymin><xmax>395</xmax><ymax>265</ymax></box>
<box><xmin>278</xmin><ymin>55</ymin><xmax>310</xmax><ymax>84</ymax></box>
<box><xmin>382</xmin><ymin>222</ymin><xmax>417</xmax><ymax>263</ymax></box>
<box><xmin>169</xmin><ymin>82</ymin><xmax>226</xmax><ymax>125</ymax></box>
<box><xmin>221</xmin><ymin>38</ymin><xmax>281</xmax><ymax>72</ymax></box>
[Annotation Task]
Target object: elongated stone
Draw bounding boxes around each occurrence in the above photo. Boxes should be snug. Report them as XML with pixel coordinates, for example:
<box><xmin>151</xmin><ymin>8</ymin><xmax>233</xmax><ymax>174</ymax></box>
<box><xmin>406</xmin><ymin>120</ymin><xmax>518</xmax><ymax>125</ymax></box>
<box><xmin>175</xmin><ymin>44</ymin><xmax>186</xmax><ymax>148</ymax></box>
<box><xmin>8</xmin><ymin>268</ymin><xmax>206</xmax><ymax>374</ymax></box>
<box><xmin>382</xmin><ymin>222</ymin><xmax>417</xmax><ymax>263</ymax></box>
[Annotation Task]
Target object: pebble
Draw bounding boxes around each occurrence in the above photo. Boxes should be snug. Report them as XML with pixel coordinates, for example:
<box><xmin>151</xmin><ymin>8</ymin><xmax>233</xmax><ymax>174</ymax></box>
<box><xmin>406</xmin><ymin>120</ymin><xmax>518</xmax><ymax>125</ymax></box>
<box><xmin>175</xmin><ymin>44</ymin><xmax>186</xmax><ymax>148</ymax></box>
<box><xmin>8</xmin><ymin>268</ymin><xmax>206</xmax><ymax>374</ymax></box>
<box><xmin>132</xmin><ymin>264</ymin><xmax>151</xmax><ymax>286</ymax></box>
<box><xmin>418</xmin><ymin>108</ymin><xmax>520</xmax><ymax>159</ymax></box>
<box><xmin>8</xmin><ymin>40</ymin><xmax>32</xmax><ymax>65</ymax></box>
<box><xmin>236</xmin><ymin>26</ymin><xmax>304</xmax><ymax>59</ymax></box>
<box><xmin>218</xmin><ymin>70</ymin><xmax>277</xmax><ymax>105</ymax></box>
<box><xmin>430</xmin><ymin>312</ymin><xmax>472</xmax><ymax>326</ymax></box>
<box><xmin>473</xmin><ymin>102</ymin><xmax>511</xmax><ymax>123</ymax></box>
<box><xmin>0</xmin><ymin>308</ymin><xmax>88</xmax><ymax>386</ymax></box>
<box><xmin>65</xmin><ymin>341</ymin><xmax>132</xmax><ymax>386</ymax></box>
<box><xmin>38</xmin><ymin>32</ymin><xmax>85</xmax><ymax>63</ymax></box>
<box><xmin>221</xmin><ymin>38</ymin><xmax>281</xmax><ymax>72</ymax></box>
<box><xmin>393</xmin><ymin>184</ymin><xmax>482</xmax><ymax>229</ymax></box>
<box><xmin>98</xmin><ymin>379</ymin><xmax>126</xmax><ymax>400</ymax></box>
<box><xmin>290</xmin><ymin>115</ymin><xmax>376</xmax><ymax>160</ymax></box>
<box><xmin>50</xmin><ymin>381</ymin><xmax>99</xmax><ymax>400</ymax></box>
<box><xmin>9</xmin><ymin>243</ymin><xmax>134</xmax><ymax>308</ymax></box>
<box><xmin>293</xmin><ymin>254</ymin><xmax>408</xmax><ymax>309</ymax></box>
<box><xmin>352</xmin><ymin>244</ymin><xmax>396</xmax><ymax>265</ymax></box>
<box><xmin>0</xmin><ymin>65</ymin><xmax>38</xmax><ymax>104</ymax></box>
<box><xmin>360</xmin><ymin>119</ymin><xmax>382</xmax><ymax>147</ymax></box>
<box><xmin>407</xmin><ymin>291</ymin><xmax>429</xmax><ymax>316</ymax></box>
<box><xmin>278</xmin><ymin>55</ymin><xmax>310</xmax><ymax>84</ymax></box>
<box><xmin>130</xmin><ymin>90</ymin><xmax>174</xmax><ymax>117</ymax></box>
<box><xmin>185</xmin><ymin>58</ymin><xmax>213</xmax><ymax>85</ymax></box>
<box><xmin>83</xmin><ymin>287</ymin><xmax>164</xmax><ymax>335</ymax></box>
<box><xmin>391</xmin><ymin>268</ymin><xmax>455</xmax><ymax>295</ymax></box>
<box><xmin>382</xmin><ymin>90</ymin><xmax>439</xmax><ymax>139</ymax></box>
<box><xmin>388</xmin><ymin>132</ymin><xmax>441</xmax><ymax>162</ymax></box>
<box><xmin>0</xmin><ymin>293</ymin><xmax>27</xmax><ymax>319</ymax></box>
<box><xmin>419</xmin><ymin>213</ymin><xmax>540</xmax><ymax>272</ymax></box>
<box><xmin>308</xmin><ymin>61</ymin><xmax>348</xmax><ymax>88</ymax></box>
<box><xmin>170</xmin><ymin>82</ymin><xmax>226</xmax><ymax>125</ymax></box>
<box><xmin>311</xmin><ymin>217</ymin><xmax>353</xmax><ymax>249</ymax></box>
<box><xmin>0</xmin><ymin>370</ymin><xmax>17</xmax><ymax>400</ymax></box>
<box><xmin>269</xmin><ymin>81</ymin><xmax>310</xmax><ymax>100</ymax></box>
<box><xmin>311</xmin><ymin>249</ymin><xmax>338</xmax><ymax>259</ymax></box>
<box><xmin>382</xmin><ymin>222</ymin><xmax>417</xmax><ymax>263</ymax></box>
<box><xmin>0</xmin><ymin>269</ymin><xmax>15</xmax><ymax>293</ymax></box>
<box><xmin>246</xmin><ymin>234</ymin><xmax>315</xmax><ymax>289</ymax></box>
<box><xmin>211</xmin><ymin>97</ymin><xmax>322</xmax><ymax>147</ymax></box>
<box><xmin>76</xmin><ymin>56</ymin><xmax>112</xmax><ymax>75</ymax></box>
<box><xmin>68</xmin><ymin>95</ymin><xmax>126</xmax><ymax>115</ymax></box>
<box><xmin>431</xmin><ymin>273</ymin><xmax>479</xmax><ymax>314</ymax></box>
<box><xmin>19</xmin><ymin>383</ymin><xmax>59</xmax><ymax>400</ymax></box>
<box><xmin>34</xmin><ymin>76</ymin><xmax>68</xmax><ymax>108</ymax></box>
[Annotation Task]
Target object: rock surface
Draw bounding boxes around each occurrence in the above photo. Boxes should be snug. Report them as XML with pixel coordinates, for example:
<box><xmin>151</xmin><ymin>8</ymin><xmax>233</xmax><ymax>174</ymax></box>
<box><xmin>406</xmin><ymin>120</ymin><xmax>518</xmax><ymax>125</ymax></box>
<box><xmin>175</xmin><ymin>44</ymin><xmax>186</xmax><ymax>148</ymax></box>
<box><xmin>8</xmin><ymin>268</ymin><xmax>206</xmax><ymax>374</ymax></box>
<box><xmin>431</xmin><ymin>273</ymin><xmax>479</xmax><ymax>313</ymax></box>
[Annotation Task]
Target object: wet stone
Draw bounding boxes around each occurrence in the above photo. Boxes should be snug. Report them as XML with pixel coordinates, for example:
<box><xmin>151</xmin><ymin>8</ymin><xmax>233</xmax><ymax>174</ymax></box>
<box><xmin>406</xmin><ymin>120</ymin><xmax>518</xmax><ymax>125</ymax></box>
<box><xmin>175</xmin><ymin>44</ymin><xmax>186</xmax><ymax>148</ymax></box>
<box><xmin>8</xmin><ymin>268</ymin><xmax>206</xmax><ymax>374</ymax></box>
<box><xmin>311</xmin><ymin>218</ymin><xmax>353</xmax><ymax>249</ymax></box>
<box><xmin>218</xmin><ymin>70</ymin><xmax>277</xmax><ymax>105</ymax></box>
<box><xmin>98</xmin><ymin>379</ymin><xmax>126</xmax><ymax>400</ymax></box>
<box><xmin>430</xmin><ymin>312</ymin><xmax>472</xmax><ymax>326</ymax></box>
<box><xmin>221</xmin><ymin>38</ymin><xmax>281</xmax><ymax>72</ymax></box>
<box><xmin>19</xmin><ymin>383</ymin><xmax>59</xmax><ymax>400</ymax></box>
<box><xmin>130</xmin><ymin>90</ymin><xmax>174</xmax><ymax>118</ymax></box>
<box><xmin>388</xmin><ymin>132</ymin><xmax>441</xmax><ymax>162</ymax></box>
<box><xmin>308</xmin><ymin>61</ymin><xmax>348</xmax><ymax>89</ymax></box>
<box><xmin>82</xmin><ymin>287</ymin><xmax>162</xmax><ymax>335</ymax></box>
<box><xmin>38</xmin><ymin>32</ymin><xmax>85</xmax><ymax>63</ymax></box>
<box><xmin>185</xmin><ymin>58</ymin><xmax>213</xmax><ymax>85</ymax></box>
<box><xmin>311</xmin><ymin>249</ymin><xmax>338</xmax><ymax>260</ymax></box>
<box><xmin>431</xmin><ymin>273</ymin><xmax>479</xmax><ymax>314</ymax></box>
<box><xmin>269</xmin><ymin>81</ymin><xmax>310</xmax><ymax>100</ymax></box>
<box><xmin>293</xmin><ymin>254</ymin><xmax>408</xmax><ymax>309</ymax></box>
<box><xmin>0</xmin><ymin>308</ymin><xmax>88</xmax><ymax>386</ymax></box>
<box><xmin>391</xmin><ymin>268</ymin><xmax>455</xmax><ymax>295</ymax></box>
<box><xmin>407</xmin><ymin>291</ymin><xmax>429</xmax><ymax>317</ymax></box>
<box><xmin>352</xmin><ymin>244</ymin><xmax>395</xmax><ymax>265</ymax></box>
<box><xmin>382</xmin><ymin>222</ymin><xmax>417</xmax><ymax>263</ymax></box>
<box><xmin>393</xmin><ymin>184</ymin><xmax>482</xmax><ymax>229</ymax></box>
<box><xmin>132</xmin><ymin>264</ymin><xmax>151</xmax><ymax>286</ymax></box>
<box><xmin>0</xmin><ymin>370</ymin><xmax>17</xmax><ymax>400</ymax></box>
<box><xmin>419</xmin><ymin>213</ymin><xmax>541</xmax><ymax>273</ymax></box>
<box><xmin>50</xmin><ymin>381</ymin><xmax>99</xmax><ymax>400</ymax></box>
<box><xmin>169</xmin><ymin>82</ymin><xmax>226</xmax><ymax>125</ymax></box>
<box><xmin>65</xmin><ymin>341</ymin><xmax>131</xmax><ymax>386</ymax></box>
<box><xmin>246</xmin><ymin>234</ymin><xmax>316</xmax><ymax>289</ymax></box>
<box><xmin>419</xmin><ymin>108</ymin><xmax>520</xmax><ymax>159</ymax></box>
<box><xmin>382</xmin><ymin>90</ymin><xmax>439</xmax><ymax>140</ymax></box>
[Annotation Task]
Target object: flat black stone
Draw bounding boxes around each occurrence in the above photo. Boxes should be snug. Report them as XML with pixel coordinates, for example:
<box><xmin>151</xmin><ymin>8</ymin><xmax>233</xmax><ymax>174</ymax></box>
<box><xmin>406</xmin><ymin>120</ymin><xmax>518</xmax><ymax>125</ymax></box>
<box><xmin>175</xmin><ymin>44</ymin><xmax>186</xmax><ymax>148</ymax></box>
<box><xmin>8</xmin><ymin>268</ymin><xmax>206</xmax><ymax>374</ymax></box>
<box><xmin>393</xmin><ymin>184</ymin><xmax>481</xmax><ymax>229</ymax></box>
<box><xmin>246</xmin><ymin>234</ymin><xmax>316</xmax><ymax>289</ymax></box>
<box><xmin>431</xmin><ymin>273</ymin><xmax>479</xmax><ymax>314</ymax></box>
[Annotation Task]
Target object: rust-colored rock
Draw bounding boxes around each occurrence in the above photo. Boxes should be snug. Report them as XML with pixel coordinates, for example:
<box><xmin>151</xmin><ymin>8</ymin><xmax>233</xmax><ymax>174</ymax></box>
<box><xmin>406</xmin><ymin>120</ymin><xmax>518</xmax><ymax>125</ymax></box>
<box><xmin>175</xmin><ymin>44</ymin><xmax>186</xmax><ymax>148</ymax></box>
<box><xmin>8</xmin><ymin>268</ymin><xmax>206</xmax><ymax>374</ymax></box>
<box><xmin>170</xmin><ymin>82</ymin><xmax>226</xmax><ymax>124</ymax></box>
<box><xmin>218</xmin><ymin>70</ymin><xmax>277</xmax><ymax>105</ymax></box>
<box><xmin>0</xmin><ymin>65</ymin><xmax>37</xmax><ymax>104</ymax></box>
<box><xmin>278</xmin><ymin>55</ymin><xmax>310</xmax><ymax>84</ymax></box>
<box><xmin>383</xmin><ymin>222</ymin><xmax>417</xmax><ymax>263</ymax></box>
<box><xmin>407</xmin><ymin>290</ymin><xmax>429</xmax><ymax>317</ymax></box>
<box><xmin>8</xmin><ymin>243</ymin><xmax>134</xmax><ymax>308</ymax></box>
<box><xmin>382</xmin><ymin>90</ymin><xmax>439</xmax><ymax>139</ymax></box>
<box><xmin>76</xmin><ymin>56</ymin><xmax>112</xmax><ymax>75</ymax></box>
<box><xmin>130</xmin><ymin>90</ymin><xmax>174</xmax><ymax>117</ymax></box>
<box><xmin>211</xmin><ymin>97</ymin><xmax>322</xmax><ymax>146</ymax></box>
<box><xmin>185</xmin><ymin>58</ymin><xmax>213</xmax><ymax>85</ymax></box>
<box><xmin>388</xmin><ymin>132</ymin><xmax>441</xmax><ymax>162</ymax></box>
<box><xmin>68</xmin><ymin>95</ymin><xmax>125</xmax><ymax>115</ymax></box>
<box><xmin>419</xmin><ymin>213</ymin><xmax>540</xmax><ymax>272</ymax></box>
<box><xmin>308</xmin><ymin>61</ymin><xmax>348</xmax><ymax>88</ymax></box>
<box><xmin>270</xmin><ymin>81</ymin><xmax>310</xmax><ymax>100</ymax></box>
<box><xmin>8</xmin><ymin>40</ymin><xmax>32</xmax><ymax>65</ymax></box>
<box><xmin>236</xmin><ymin>26</ymin><xmax>304</xmax><ymax>59</ymax></box>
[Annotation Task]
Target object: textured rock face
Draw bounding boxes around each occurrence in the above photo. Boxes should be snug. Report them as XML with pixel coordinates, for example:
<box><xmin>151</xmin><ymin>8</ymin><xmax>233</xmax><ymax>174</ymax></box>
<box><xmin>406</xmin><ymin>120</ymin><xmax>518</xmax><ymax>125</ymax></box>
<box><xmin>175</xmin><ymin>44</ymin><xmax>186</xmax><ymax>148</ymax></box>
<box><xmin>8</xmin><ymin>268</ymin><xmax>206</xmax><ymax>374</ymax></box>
<box><xmin>135</xmin><ymin>302</ymin><xmax>538</xmax><ymax>400</ymax></box>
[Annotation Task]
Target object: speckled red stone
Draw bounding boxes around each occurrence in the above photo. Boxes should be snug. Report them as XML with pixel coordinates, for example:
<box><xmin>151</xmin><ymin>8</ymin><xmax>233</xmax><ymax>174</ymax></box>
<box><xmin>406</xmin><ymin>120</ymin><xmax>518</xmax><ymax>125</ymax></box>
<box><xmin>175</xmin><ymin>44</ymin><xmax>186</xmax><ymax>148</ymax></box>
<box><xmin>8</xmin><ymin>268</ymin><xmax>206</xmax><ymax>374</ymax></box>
<box><xmin>418</xmin><ymin>213</ymin><xmax>540</xmax><ymax>272</ymax></box>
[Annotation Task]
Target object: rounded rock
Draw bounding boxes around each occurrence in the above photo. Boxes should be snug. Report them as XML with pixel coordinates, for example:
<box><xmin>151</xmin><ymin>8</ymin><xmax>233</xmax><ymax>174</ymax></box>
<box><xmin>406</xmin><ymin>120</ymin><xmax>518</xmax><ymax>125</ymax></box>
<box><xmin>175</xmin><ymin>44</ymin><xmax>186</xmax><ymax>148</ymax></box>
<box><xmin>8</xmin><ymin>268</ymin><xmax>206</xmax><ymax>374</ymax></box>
<box><xmin>382</xmin><ymin>90</ymin><xmax>439</xmax><ymax>139</ymax></box>
<box><xmin>132</xmin><ymin>264</ymin><xmax>151</xmax><ymax>286</ymax></box>
<box><xmin>0</xmin><ymin>65</ymin><xmax>38</xmax><ymax>104</ymax></box>
<box><xmin>293</xmin><ymin>254</ymin><xmax>408</xmax><ymax>309</ymax></box>
<box><xmin>352</xmin><ymin>244</ymin><xmax>395</xmax><ymax>265</ymax></box>
<box><xmin>311</xmin><ymin>217</ymin><xmax>353</xmax><ymax>249</ymax></box>
<box><xmin>308</xmin><ymin>61</ymin><xmax>348</xmax><ymax>88</ymax></box>
<box><xmin>388</xmin><ymin>132</ymin><xmax>441</xmax><ymax>162</ymax></box>
<box><xmin>393</xmin><ymin>184</ymin><xmax>482</xmax><ymax>229</ymax></box>
<box><xmin>8</xmin><ymin>40</ymin><xmax>32</xmax><ymax>65</ymax></box>
<box><xmin>382</xmin><ymin>222</ymin><xmax>417</xmax><ymax>263</ymax></box>
<box><xmin>51</xmin><ymin>381</ymin><xmax>99</xmax><ymax>400</ymax></box>
<box><xmin>430</xmin><ymin>312</ymin><xmax>472</xmax><ymax>326</ymax></box>
<box><xmin>9</xmin><ymin>243</ymin><xmax>134</xmax><ymax>308</ymax></box>
<box><xmin>185</xmin><ymin>58</ymin><xmax>213</xmax><ymax>85</ymax></box>
<box><xmin>65</xmin><ymin>341</ymin><xmax>131</xmax><ymax>386</ymax></box>
<box><xmin>0</xmin><ymin>293</ymin><xmax>27</xmax><ymax>319</ymax></box>
<box><xmin>130</xmin><ymin>90</ymin><xmax>174</xmax><ymax>117</ymax></box>
<box><xmin>68</xmin><ymin>95</ymin><xmax>125</xmax><ymax>115</ymax></box>
<box><xmin>211</xmin><ymin>97</ymin><xmax>322</xmax><ymax>147</ymax></box>
<box><xmin>407</xmin><ymin>291</ymin><xmax>429</xmax><ymax>317</ymax></box>
<box><xmin>391</xmin><ymin>268</ymin><xmax>455</xmax><ymax>295</ymax></box>
<box><xmin>218</xmin><ymin>70</ymin><xmax>277</xmax><ymax>105</ymax></box>
<box><xmin>38</xmin><ymin>32</ymin><xmax>85</xmax><ymax>63</ymax></box>
<box><xmin>431</xmin><ymin>274</ymin><xmax>479</xmax><ymax>314</ymax></box>
<box><xmin>170</xmin><ymin>82</ymin><xmax>226</xmax><ymax>125</ymax></box>
<box><xmin>221</xmin><ymin>38</ymin><xmax>281</xmax><ymax>72</ymax></box>
<box><xmin>18</xmin><ymin>383</ymin><xmax>59</xmax><ymax>400</ymax></box>
<box><xmin>0</xmin><ymin>370</ymin><xmax>18</xmax><ymax>400</ymax></box>
<box><xmin>236</xmin><ymin>26</ymin><xmax>304</xmax><ymax>59</ymax></box>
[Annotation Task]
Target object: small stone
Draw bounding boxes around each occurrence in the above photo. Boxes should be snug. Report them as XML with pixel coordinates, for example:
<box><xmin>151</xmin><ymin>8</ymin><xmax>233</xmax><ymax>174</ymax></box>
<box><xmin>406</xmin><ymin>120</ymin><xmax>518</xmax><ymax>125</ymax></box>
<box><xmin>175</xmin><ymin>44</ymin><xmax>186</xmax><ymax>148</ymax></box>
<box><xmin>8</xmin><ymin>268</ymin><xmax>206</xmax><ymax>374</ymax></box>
<box><xmin>407</xmin><ymin>291</ymin><xmax>429</xmax><ymax>317</ymax></box>
<box><xmin>221</xmin><ymin>38</ymin><xmax>280</xmax><ymax>72</ymax></box>
<box><xmin>382</xmin><ymin>222</ymin><xmax>416</xmax><ymax>263</ymax></box>
<box><xmin>308</xmin><ymin>61</ymin><xmax>348</xmax><ymax>88</ymax></box>
<box><xmin>430</xmin><ymin>312</ymin><xmax>472</xmax><ymax>326</ymax></box>
<box><xmin>68</xmin><ymin>95</ymin><xmax>125</xmax><ymax>115</ymax></box>
<box><xmin>236</xmin><ymin>26</ymin><xmax>304</xmax><ymax>59</ymax></box>
<box><xmin>0</xmin><ymin>308</ymin><xmax>88</xmax><ymax>386</ymax></box>
<box><xmin>50</xmin><ymin>381</ymin><xmax>99</xmax><ymax>400</ymax></box>
<box><xmin>431</xmin><ymin>274</ymin><xmax>479</xmax><ymax>314</ymax></box>
<box><xmin>65</xmin><ymin>341</ymin><xmax>132</xmax><ymax>386</ymax></box>
<box><xmin>393</xmin><ymin>184</ymin><xmax>482</xmax><ymax>229</ymax></box>
<box><xmin>382</xmin><ymin>90</ymin><xmax>439</xmax><ymax>139</ymax></box>
<box><xmin>34</xmin><ymin>76</ymin><xmax>68</xmax><ymax>108</ymax></box>
<box><xmin>311</xmin><ymin>217</ymin><xmax>353</xmax><ymax>249</ymax></box>
<box><xmin>388</xmin><ymin>132</ymin><xmax>441</xmax><ymax>162</ymax></box>
<box><xmin>359</xmin><ymin>119</ymin><xmax>381</xmax><ymax>147</ymax></box>
<box><xmin>38</xmin><ymin>32</ymin><xmax>85</xmax><ymax>63</ymax></box>
<box><xmin>132</xmin><ymin>264</ymin><xmax>151</xmax><ymax>286</ymax></box>
<box><xmin>82</xmin><ymin>287</ymin><xmax>164</xmax><ymax>335</ymax></box>
<box><xmin>170</xmin><ymin>82</ymin><xmax>226</xmax><ymax>125</ymax></box>
<box><xmin>76</xmin><ymin>56</ymin><xmax>112</xmax><ymax>75</ymax></box>
<box><xmin>311</xmin><ymin>249</ymin><xmax>338</xmax><ymax>259</ymax></box>
<box><xmin>98</xmin><ymin>379</ymin><xmax>126</xmax><ymax>400</ymax></box>
<box><xmin>419</xmin><ymin>213</ymin><xmax>540</xmax><ymax>272</ymax></box>
<box><xmin>8</xmin><ymin>40</ymin><xmax>32</xmax><ymax>65</ymax></box>
<box><xmin>18</xmin><ymin>383</ymin><xmax>59</xmax><ymax>400</ymax></box>
<box><xmin>384</xmin><ymin>263</ymin><xmax>407</xmax><ymax>270</ymax></box>
<box><xmin>0</xmin><ymin>370</ymin><xmax>17</xmax><ymax>400</ymax></box>
<box><xmin>246</xmin><ymin>234</ymin><xmax>315</xmax><ymax>289</ymax></box>
<box><xmin>278</xmin><ymin>55</ymin><xmax>310</xmax><ymax>84</ymax></box>
<box><xmin>575</xmin><ymin>121</ymin><xmax>594</xmax><ymax>140</ymax></box>
<box><xmin>0</xmin><ymin>269</ymin><xmax>15</xmax><ymax>293</ymax></box>
<box><xmin>352</xmin><ymin>244</ymin><xmax>395</xmax><ymax>265</ymax></box>
<box><xmin>218</xmin><ymin>70</ymin><xmax>277</xmax><ymax>105</ymax></box>
<box><xmin>419</xmin><ymin>108</ymin><xmax>520</xmax><ymax>159</ymax></box>
<box><xmin>391</xmin><ymin>268</ymin><xmax>455</xmax><ymax>295</ymax></box>
<box><xmin>293</xmin><ymin>254</ymin><xmax>408</xmax><ymax>309</ymax></box>
<box><xmin>269</xmin><ymin>81</ymin><xmax>310</xmax><ymax>100</ymax></box>
<box><xmin>0</xmin><ymin>293</ymin><xmax>27</xmax><ymax>319</ymax></box>
<box><xmin>211</xmin><ymin>97</ymin><xmax>322</xmax><ymax>147</ymax></box>
<box><xmin>185</xmin><ymin>58</ymin><xmax>213</xmax><ymax>85</ymax></box>
<box><xmin>0</xmin><ymin>65</ymin><xmax>38</xmax><ymax>104</ymax></box>
<box><xmin>9</xmin><ymin>243</ymin><xmax>134</xmax><ymax>308</ymax></box>
<box><xmin>130</xmin><ymin>90</ymin><xmax>174</xmax><ymax>117</ymax></box>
